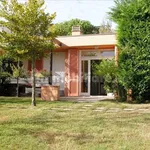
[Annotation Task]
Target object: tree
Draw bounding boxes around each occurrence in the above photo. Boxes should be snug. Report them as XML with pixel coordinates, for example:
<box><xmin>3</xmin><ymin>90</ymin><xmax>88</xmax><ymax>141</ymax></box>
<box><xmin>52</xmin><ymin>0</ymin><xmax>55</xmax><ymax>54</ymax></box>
<box><xmin>94</xmin><ymin>59</ymin><xmax>126</xmax><ymax>101</ymax></box>
<box><xmin>54</xmin><ymin>18</ymin><xmax>99</xmax><ymax>36</ymax></box>
<box><xmin>0</xmin><ymin>0</ymin><xmax>56</xmax><ymax>106</ymax></box>
<box><xmin>99</xmin><ymin>21</ymin><xmax>114</xmax><ymax>34</ymax></box>
<box><xmin>0</xmin><ymin>52</ymin><xmax>28</xmax><ymax>97</ymax></box>
<box><xmin>109</xmin><ymin>0</ymin><xmax>150</xmax><ymax>102</ymax></box>
<box><xmin>94</xmin><ymin>59</ymin><xmax>118</xmax><ymax>93</ymax></box>
<box><xmin>11</xmin><ymin>62</ymin><xmax>28</xmax><ymax>97</ymax></box>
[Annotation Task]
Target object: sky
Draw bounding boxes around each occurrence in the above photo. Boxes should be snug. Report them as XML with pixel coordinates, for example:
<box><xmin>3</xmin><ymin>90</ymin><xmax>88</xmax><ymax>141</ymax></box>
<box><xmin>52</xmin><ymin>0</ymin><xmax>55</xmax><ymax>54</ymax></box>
<box><xmin>19</xmin><ymin>0</ymin><xmax>116</xmax><ymax>28</ymax></box>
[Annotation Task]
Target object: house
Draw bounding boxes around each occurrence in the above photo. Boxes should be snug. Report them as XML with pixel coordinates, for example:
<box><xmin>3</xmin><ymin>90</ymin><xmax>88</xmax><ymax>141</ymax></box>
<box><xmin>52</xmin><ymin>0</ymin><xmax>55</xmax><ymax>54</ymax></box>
<box><xmin>23</xmin><ymin>26</ymin><xmax>118</xmax><ymax>97</ymax></box>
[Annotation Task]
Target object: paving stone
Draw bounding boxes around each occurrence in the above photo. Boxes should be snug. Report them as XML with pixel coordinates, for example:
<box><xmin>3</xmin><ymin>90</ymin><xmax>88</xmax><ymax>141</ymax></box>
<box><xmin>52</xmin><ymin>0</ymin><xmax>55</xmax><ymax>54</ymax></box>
<box><xmin>124</xmin><ymin>108</ymin><xmax>135</xmax><ymax>111</ymax></box>
<box><xmin>140</xmin><ymin>111</ymin><xmax>150</xmax><ymax>113</ymax></box>
<box><xmin>47</xmin><ymin>110</ymin><xmax>53</xmax><ymax>111</ymax></box>
<box><xmin>84</xmin><ymin>104</ymin><xmax>93</xmax><ymax>107</ymax></box>
<box><xmin>62</xmin><ymin>108</ymin><xmax>72</xmax><ymax>111</ymax></box>
<box><xmin>109</xmin><ymin>107</ymin><xmax>120</xmax><ymax>110</ymax></box>
<box><xmin>96</xmin><ymin>107</ymin><xmax>105</xmax><ymax>110</ymax></box>
<box><xmin>138</xmin><ymin>109</ymin><xmax>149</xmax><ymax>111</ymax></box>
<box><xmin>51</xmin><ymin>108</ymin><xmax>60</xmax><ymax>110</ymax></box>
<box><xmin>138</xmin><ymin>109</ymin><xmax>150</xmax><ymax>113</ymax></box>
<box><xmin>93</xmin><ymin>109</ymin><xmax>103</xmax><ymax>112</ymax></box>
<box><xmin>109</xmin><ymin>108</ymin><xmax>121</xmax><ymax>111</ymax></box>
<box><xmin>78</xmin><ymin>109</ymin><xmax>86</xmax><ymax>112</ymax></box>
<box><xmin>82</xmin><ymin>107</ymin><xmax>88</xmax><ymax>109</ymax></box>
<box><xmin>106</xmin><ymin>110</ymin><xmax>119</xmax><ymax>113</ymax></box>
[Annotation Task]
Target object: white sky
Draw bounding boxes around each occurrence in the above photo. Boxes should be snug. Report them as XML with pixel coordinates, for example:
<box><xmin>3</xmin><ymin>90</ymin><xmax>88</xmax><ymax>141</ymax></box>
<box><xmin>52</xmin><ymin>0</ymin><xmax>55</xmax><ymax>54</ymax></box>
<box><xmin>19</xmin><ymin>0</ymin><xmax>116</xmax><ymax>28</ymax></box>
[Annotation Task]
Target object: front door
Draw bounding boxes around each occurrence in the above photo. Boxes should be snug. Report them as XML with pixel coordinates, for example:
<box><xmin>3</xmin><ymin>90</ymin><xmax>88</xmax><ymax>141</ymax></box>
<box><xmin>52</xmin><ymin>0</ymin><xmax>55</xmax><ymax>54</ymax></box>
<box><xmin>90</xmin><ymin>60</ymin><xmax>106</xmax><ymax>95</ymax></box>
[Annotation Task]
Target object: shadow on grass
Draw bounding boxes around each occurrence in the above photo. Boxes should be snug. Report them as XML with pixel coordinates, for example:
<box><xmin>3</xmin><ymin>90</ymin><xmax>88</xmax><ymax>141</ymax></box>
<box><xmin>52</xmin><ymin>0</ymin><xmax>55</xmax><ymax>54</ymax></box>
<box><xmin>102</xmin><ymin>99</ymin><xmax>131</xmax><ymax>104</ymax></box>
<box><xmin>13</xmin><ymin>126</ymin><xmax>96</xmax><ymax>145</ymax></box>
<box><xmin>0</xmin><ymin>97</ymin><xmax>45</xmax><ymax>105</ymax></box>
<box><xmin>101</xmin><ymin>98</ymin><xmax>150</xmax><ymax>105</ymax></box>
<box><xmin>0</xmin><ymin>96</ymin><xmax>76</xmax><ymax>105</ymax></box>
<box><xmin>98</xmin><ymin>99</ymin><xmax>117</xmax><ymax>103</ymax></box>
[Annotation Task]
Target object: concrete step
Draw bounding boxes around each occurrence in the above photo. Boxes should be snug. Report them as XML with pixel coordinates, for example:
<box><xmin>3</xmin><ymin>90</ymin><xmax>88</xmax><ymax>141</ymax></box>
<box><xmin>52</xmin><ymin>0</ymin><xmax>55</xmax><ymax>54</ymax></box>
<box><xmin>60</xmin><ymin>96</ymin><xmax>114</xmax><ymax>102</ymax></box>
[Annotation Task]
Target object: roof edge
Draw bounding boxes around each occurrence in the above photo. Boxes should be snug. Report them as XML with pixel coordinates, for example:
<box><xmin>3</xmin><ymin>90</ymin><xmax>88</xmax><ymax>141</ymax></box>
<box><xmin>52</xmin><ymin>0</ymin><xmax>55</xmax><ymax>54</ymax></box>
<box><xmin>56</xmin><ymin>33</ymin><xmax>116</xmax><ymax>38</ymax></box>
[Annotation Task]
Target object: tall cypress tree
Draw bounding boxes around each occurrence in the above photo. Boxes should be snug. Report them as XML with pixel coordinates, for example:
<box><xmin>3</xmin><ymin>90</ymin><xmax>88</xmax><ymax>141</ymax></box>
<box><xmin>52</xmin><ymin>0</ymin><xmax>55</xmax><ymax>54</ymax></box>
<box><xmin>110</xmin><ymin>0</ymin><xmax>150</xmax><ymax>102</ymax></box>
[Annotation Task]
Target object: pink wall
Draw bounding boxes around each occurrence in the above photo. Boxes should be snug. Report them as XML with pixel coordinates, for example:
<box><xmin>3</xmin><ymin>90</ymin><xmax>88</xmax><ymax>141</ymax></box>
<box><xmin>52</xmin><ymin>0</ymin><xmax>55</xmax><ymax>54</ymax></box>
<box><xmin>65</xmin><ymin>49</ymin><xmax>79</xmax><ymax>96</ymax></box>
<box><xmin>28</xmin><ymin>59</ymin><xmax>43</xmax><ymax>71</ymax></box>
<box><xmin>64</xmin><ymin>50</ymin><xmax>69</xmax><ymax>96</ymax></box>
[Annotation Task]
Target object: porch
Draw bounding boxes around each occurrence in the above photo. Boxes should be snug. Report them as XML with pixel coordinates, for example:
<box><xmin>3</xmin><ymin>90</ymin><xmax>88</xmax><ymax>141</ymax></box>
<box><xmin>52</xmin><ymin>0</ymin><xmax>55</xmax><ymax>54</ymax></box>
<box><xmin>60</xmin><ymin>95</ymin><xmax>114</xmax><ymax>102</ymax></box>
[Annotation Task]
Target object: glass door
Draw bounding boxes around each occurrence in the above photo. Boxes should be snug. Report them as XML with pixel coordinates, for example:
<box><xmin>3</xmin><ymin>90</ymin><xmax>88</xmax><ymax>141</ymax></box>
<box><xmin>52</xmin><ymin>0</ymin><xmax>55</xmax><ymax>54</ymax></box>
<box><xmin>81</xmin><ymin>60</ymin><xmax>90</xmax><ymax>95</ymax></box>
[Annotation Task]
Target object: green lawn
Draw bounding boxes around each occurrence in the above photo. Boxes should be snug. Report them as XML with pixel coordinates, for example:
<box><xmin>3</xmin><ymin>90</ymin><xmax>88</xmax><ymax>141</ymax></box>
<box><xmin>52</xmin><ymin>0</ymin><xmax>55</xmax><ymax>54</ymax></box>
<box><xmin>0</xmin><ymin>97</ymin><xmax>150</xmax><ymax>150</ymax></box>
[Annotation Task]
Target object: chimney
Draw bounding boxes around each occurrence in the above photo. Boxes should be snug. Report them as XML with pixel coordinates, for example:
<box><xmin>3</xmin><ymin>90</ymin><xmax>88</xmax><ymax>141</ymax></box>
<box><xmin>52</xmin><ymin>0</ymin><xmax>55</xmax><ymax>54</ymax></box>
<box><xmin>72</xmin><ymin>26</ymin><xmax>82</xmax><ymax>36</ymax></box>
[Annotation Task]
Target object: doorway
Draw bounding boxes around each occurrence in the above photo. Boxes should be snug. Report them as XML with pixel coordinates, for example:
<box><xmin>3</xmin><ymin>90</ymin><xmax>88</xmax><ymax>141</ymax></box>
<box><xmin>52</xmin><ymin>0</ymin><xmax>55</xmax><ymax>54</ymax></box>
<box><xmin>90</xmin><ymin>60</ymin><xmax>106</xmax><ymax>96</ymax></box>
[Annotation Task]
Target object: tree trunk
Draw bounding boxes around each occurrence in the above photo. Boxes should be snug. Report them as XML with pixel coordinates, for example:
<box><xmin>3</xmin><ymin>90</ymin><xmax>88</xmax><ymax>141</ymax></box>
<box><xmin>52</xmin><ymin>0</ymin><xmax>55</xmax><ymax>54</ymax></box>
<box><xmin>127</xmin><ymin>89</ymin><xmax>132</xmax><ymax>102</ymax></box>
<box><xmin>31</xmin><ymin>56</ymin><xmax>36</xmax><ymax>106</ymax></box>
<box><xmin>49</xmin><ymin>49</ymin><xmax>53</xmax><ymax>85</ymax></box>
<box><xmin>16</xmin><ymin>59</ymin><xmax>19</xmax><ymax>97</ymax></box>
<box><xmin>16</xmin><ymin>77</ymin><xmax>19</xmax><ymax>97</ymax></box>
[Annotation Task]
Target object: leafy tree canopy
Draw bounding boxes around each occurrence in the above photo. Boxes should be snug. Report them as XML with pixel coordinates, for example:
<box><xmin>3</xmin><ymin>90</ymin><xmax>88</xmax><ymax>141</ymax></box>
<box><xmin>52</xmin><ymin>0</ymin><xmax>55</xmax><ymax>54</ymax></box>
<box><xmin>0</xmin><ymin>0</ymin><xmax>56</xmax><ymax>60</ymax></box>
<box><xmin>99</xmin><ymin>21</ymin><xmax>114</xmax><ymax>34</ymax></box>
<box><xmin>54</xmin><ymin>18</ymin><xmax>99</xmax><ymax>36</ymax></box>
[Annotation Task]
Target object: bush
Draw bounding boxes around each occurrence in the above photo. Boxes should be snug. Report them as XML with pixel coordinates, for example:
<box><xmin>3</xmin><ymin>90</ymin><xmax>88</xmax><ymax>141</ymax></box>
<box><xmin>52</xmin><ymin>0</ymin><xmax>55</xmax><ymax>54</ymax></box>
<box><xmin>94</xmin><ymin>59</ymin><xmax>127</xmax><ymax>101</ymax></box>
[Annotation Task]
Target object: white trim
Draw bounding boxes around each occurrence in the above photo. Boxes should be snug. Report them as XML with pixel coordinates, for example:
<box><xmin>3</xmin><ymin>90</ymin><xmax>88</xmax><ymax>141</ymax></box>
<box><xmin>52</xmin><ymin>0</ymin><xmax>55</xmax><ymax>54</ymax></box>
<box><xmin>80</xmin><ymin>49</ymin><xmax>114</xmax><ymax>60</ymax></box>
<box><xmin>88</xmin><ymin>60</ymin><xmax>91</xmax><ymax>95</ymax></box>
<box><xmin>80</xmin><ymin>59</ymin><xmax>90</xmax><ymax>96</ymax></box>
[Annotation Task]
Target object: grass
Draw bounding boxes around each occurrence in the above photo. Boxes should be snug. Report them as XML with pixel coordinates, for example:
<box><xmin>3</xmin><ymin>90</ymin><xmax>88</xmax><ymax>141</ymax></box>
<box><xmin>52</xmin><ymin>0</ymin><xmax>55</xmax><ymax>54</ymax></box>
<box><xmin>0</xmin><ymin>97</ymin><xmax>150</xmax><ymax>150</ymax></box>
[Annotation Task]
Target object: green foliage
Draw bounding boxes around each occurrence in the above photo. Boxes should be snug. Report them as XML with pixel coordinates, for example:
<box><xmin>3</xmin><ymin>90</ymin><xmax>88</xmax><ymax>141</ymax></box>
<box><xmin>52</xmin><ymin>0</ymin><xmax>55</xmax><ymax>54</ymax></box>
<box><xmin>94</xmin><ymin>59</ymin><xmax>118</xmax><ymax>93</ymax></box>
<box><xmin>110</xmin><ymin>0</ymin><xmax>150</xmax><ymax>102</ymax></box>
<box><xmin>0</xmin><ymin>71</ymin><xmax>11</xmax><ymax>82</ymax></box>
<box><xmin>34</xmin><ymin>70</ymin><xmax>50</xmax><ymax>78</ymax></box>
<box><xmin>54</xmin><ymin>18</ymin><xmax>99</xmax><ymax>36</ymax></box>
<box><xmin>0</xmin><ymin>55</ymin><xmax>12</xmax><ymax>84</ymax></box>
<box><xmin>94</xmin><ymin>59</ymin><xmax>127</xmax><ymax>101</ymax></box>
<box><xmin>11</xmin><ymin>64</ymin><xmax>28</xmax><ymax>78</ymax></box>
<box><xmin>40</xmin><ymin>70</ymin><xmax>51</xmax><ymax>77</ymax></box>
<box><xmin>0</xmin><ymin>0</ymin><xmax>56</xmax><ymax>59</ymax></box>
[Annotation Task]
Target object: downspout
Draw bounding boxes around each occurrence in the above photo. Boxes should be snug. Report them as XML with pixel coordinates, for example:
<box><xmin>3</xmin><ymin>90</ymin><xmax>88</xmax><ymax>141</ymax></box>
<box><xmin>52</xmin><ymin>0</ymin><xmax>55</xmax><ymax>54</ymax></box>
<box><xmin>49</xmin><ymin>48</ymin><xmax>53</xmax><ymax>85</ymax></box>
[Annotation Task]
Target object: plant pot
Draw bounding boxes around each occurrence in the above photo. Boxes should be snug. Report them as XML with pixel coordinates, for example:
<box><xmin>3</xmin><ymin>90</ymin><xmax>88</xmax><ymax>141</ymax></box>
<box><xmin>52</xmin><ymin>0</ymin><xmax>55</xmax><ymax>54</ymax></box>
<box><xmin>41</xmin><ymin>85</ymin><xmax>60</xmax><ymax>101</ymax></box>
<box><xmin>107</xmin><ymin>93</ymin><xmax>114</xmax><ymax>97</ymax></box>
